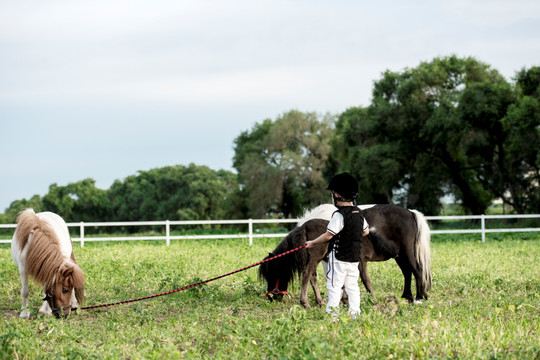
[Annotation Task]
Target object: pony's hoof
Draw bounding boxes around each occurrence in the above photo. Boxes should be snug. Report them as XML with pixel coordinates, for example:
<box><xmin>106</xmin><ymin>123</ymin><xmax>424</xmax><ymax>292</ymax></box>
<box><xmin>19</xmin><ymin>310</ymin><xmax>31</xmax><ymax>318</ymax></box>
<box><xmin>413</xmin><ymin>300</ymin><xmax>423</xmax><ymax>305</ymax></box>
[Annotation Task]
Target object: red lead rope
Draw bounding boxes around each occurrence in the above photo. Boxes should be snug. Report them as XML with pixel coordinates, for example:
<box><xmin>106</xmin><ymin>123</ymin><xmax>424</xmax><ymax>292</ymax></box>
<box><xmin>75</xmin><ymin>244</ymin><xmax>307</xmax><ymax>311</ymax></box>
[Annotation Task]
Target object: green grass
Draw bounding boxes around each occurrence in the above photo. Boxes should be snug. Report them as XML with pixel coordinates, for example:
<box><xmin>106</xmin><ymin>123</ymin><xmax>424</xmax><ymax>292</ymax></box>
<box><xmin>1</xmin><ymin>234</ymin><xmax>539</xmax><ymax>359</ymax></box>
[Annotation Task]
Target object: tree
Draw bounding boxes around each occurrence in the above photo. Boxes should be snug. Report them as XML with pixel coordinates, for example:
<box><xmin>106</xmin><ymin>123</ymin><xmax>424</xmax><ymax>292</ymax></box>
<box><xmin>332</xmin><ymin>56</ymin><xmax>514</xmax><ymax>214</ymax></box>
<box><xmin>0</xmin><ymin>195</ymin><xmax>43</xmax><ymax>223</ymax></box>
<box><xmin>41</xmin><ymin>179</ymin><xmax>110</xmax><ymax>221</ymax></box>
<box><xmin>233</xmin><ymin>110</ymin><xmax>334</xmax><ymax>218</ymax></box>
<box><xmin>497</xmin><ymin>67</ymin><xmax>540</xmax><ymax>212</ymax></box>
<box><xmin>1</xmin><ymin>165</ymin><xmax>239</xmax><ymax>223</ymax></box>
<box><xmin>108</xmin><ymin>164</ymin><xmax>238</xmax><ymax>221</ymax></box>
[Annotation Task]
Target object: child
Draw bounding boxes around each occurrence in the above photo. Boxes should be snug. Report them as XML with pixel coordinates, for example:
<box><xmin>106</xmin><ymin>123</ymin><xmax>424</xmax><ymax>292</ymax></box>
<box><xmin>305</xmin><ymin>172</ymin><xmax>369</xmax><ymax>318</ymax></box>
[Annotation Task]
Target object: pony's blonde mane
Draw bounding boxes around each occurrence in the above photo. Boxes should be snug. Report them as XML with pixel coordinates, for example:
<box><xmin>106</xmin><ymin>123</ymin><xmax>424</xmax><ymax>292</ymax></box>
<box><xmin>15</xmin><ymin>210</ymin><xmax>65</xmax><ymax>290</ymax></box>
<box><xmin>296</xmin><ymin>203</ymin><xmax>376</xmax><ymax>226</ymax></box>
<box><xmin>297</xmin><ymin>204</ymin><xmax>337</xmax><ymax>226</ymax></box>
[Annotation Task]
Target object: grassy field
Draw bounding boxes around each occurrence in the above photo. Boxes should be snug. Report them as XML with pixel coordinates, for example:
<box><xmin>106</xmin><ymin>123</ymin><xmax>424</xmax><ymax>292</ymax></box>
<box><xmin>1</xmin><ymin>233</ymin><xmax>538</xmax><ymax>359</ymax></box>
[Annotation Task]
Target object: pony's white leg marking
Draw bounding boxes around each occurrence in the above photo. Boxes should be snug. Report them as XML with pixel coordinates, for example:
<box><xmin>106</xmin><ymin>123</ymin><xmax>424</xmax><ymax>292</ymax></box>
<box><xmin>39</xmin><ymin>298</ymin><xmax>52</xmax><ymax>316</ymax></box>
<box><xmin>39</xmin><ymin>284</ymin><xmax>52</xmax><ymax>316</ymax></box>
<box><xmin>413</xmin><ymin>300</ymin><xmax>423</xmax><ymax>305</ymax></box>
<box><xmin>13</xmin><ymin>229</ymin><xmax>31</xmax><ymax>318</ymax></box>
<box><xmin>322</xmin><ymin>260</ymin><xmax>329</xmax><ymax>302</ymax></box>
<box><xmin>19</xmin><ymin>271</ymin><xmax>30</xmax><ymax>318</ymax></box>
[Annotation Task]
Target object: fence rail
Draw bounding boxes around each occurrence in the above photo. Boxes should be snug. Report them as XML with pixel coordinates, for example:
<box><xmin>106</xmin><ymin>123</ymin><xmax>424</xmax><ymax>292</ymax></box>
<box><xmin>0</xmin><ymin>214</ymin><xmax>538</xmax><ymax>246</ymax></box>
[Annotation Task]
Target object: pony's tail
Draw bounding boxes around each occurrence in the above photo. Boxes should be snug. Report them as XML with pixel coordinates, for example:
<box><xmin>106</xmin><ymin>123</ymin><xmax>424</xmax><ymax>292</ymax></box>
<box><xmin>410</xmin><ymin>210</ymin><xmax>432</xmax><ymax>293</ymax></box>
<box><xmin>14</xmin><ymin>209</ymin><xmax>40</xmax><ymax>250</ymax></box>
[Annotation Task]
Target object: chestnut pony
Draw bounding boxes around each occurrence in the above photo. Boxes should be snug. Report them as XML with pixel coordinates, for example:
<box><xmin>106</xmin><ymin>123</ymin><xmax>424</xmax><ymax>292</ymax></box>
<box><xmin>12</xmin><ymin>209</ymin><xmax>85</xmax><ymax>318</ymax></box>
<box><xmin>259</xmin><ymin>204</ymin><xmax>431</xmax><ymax>307</ymax></box>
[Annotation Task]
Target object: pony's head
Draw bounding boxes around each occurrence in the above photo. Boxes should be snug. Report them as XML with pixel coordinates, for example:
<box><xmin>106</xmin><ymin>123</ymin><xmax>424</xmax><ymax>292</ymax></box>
<box><xmin>45</xmin><ymin>261</ymin><xmax>85</xmax><ymax>319</ymax></box>
<box><xmin>259</xmin><ymin>222</ymin><xmax>324</xmax><ymax>302</ymax></box>
<box><xmin>259</xmin><ymin>251</ymin><xmax>293</xmax><ymax>302</ymax></box>
<box><xmin>259</xmin><ymin>219</ymin><xmax>329</xmax><ymax>303</ymax></box>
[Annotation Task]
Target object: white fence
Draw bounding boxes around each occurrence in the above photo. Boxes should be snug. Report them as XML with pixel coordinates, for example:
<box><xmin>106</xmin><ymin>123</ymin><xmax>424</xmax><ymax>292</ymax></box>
<box><xmin>0</xmin><ymin>214</ymin><xmax>538</xmax><ymax>246</ymax></box>
<box><xmin>0</xmin><ymin>219</ymin><xmax>299</xmax><ymax>246</ymax></box>
<box><xmin>426</xmin><ymin>214</ymin><xmax>540</xmax><ymax>242</ymax></box>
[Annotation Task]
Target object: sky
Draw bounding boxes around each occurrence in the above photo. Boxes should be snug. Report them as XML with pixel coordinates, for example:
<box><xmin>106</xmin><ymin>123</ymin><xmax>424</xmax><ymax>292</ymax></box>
<box><xmin>1</xmin><ymin>0</ymin><xmax>539</xmax><ymax>211</ymax></box>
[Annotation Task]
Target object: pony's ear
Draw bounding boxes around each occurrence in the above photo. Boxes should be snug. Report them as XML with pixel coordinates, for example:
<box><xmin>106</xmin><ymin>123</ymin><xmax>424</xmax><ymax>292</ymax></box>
<box><xmin>58</xmin><ymin>262</ymin><xmax>85</xmax><ymax>304</ymax></box>
<box><xmin>71</xmin><ymin>264</ymin><xmax>85</xmax><ymax>304</ymax></box>
<box><xmin>59</xmin><ymin>262</ymin><xmax>73</xmax><ymax>278</ymax></box>
<box><xmin>71</xmin><ymin>264</ymin><xmax>85</xmax><ymax>288</ymax></box>
<box><xmin>60</xmin><ymin>262</ymin><xmax>85</xmax><ymax>288</ymax></box>
<box><xmin>75</xmin><ymin>287</ymin><xmax>84</xmax><ymax>305</ymax></box>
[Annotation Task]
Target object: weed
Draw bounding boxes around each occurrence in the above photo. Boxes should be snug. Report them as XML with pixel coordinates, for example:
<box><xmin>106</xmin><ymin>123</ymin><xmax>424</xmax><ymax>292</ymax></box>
<box><xmin>1</xmin><ymin>235</ymin><xmax>539</xmax><ymax>359</ymax></box>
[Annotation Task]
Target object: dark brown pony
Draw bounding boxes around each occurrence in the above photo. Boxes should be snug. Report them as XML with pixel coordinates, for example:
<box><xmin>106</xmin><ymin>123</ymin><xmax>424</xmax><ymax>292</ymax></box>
<box><xmin>259</xmin><ymin>204</ymin><xmax>431</xmax><ymax>307</ymax></box>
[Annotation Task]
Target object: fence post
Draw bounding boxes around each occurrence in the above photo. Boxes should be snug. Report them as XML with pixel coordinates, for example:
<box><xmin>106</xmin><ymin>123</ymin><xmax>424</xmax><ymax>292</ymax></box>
<box><xmin>481</xmin><ymin>215</ymin><xmax>486</xmax><ymax>243</ymax></box>
<box><xmin>166</xmin><ymin>220</ymin><xmax>170</xmax><ymax>246</ymax></box>
<box><xmin>249</xmin><ymin>219</ymin><xmax>253</xmax><ymax>246</ymax></box>
<box><xmin>80</xmin><ymin>222</ymin><xmax>85</xmax><ymax>248</ymax></box>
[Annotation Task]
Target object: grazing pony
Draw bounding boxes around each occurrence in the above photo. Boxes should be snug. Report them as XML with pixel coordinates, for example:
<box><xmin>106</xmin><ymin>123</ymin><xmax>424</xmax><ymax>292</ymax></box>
<box><xmin>12</xmin><ymin>209</ymin><xmax>85</xmax><ymax>318</ymax></box>
<box><xmin>259</xmin><ymin>204</ymin><xmax>431</xmax><ymax>307</ymax></box>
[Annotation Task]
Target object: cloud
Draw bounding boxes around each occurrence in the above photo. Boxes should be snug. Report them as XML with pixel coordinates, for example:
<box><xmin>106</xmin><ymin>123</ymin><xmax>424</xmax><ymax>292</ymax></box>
<box><xmin>441</xmin><ymin>0</ymin><xmax>540</xmax><ymax>26</ymax></box>
<box><xmin>1</xmin><ymin>0</ymin><xmax>539</xmax><ymax>210</ymax></box>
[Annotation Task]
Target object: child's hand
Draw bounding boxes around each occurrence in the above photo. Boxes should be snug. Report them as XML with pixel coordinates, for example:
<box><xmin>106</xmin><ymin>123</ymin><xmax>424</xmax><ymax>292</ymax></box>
<box><xmin>305</xmin><ymin>240</ymin><xmax>314</xmax><ymax>248</ymax></box>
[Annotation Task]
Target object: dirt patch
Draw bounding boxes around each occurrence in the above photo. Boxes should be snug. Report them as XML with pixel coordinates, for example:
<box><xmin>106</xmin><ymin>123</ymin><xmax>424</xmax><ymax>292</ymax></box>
<box><xmin>4</xmin><ymin>309</ymin><xmax>20</xmax><ymax>319</ymax></box>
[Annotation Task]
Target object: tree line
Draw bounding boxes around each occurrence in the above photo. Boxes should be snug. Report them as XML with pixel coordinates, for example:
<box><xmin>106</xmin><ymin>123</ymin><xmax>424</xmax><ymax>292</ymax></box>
<box><xmin>1</xmin><ymin>56</ymin><xmax>539</xmax><ymax>223</ymax></box>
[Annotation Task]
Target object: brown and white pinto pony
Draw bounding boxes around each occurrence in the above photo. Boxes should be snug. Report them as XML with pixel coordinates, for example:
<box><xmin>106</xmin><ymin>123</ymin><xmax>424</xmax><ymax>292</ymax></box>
<box><xmin>11</xmin><ymin>209</ymin><xmax>85</xmax><ymax>318</ymax></box>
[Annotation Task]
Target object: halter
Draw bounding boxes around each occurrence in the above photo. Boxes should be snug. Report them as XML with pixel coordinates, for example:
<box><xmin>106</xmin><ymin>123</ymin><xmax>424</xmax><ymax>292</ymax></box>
<box><xmin>264</xmin><ymin>278</ymin><xmax>288</xmax><ymax>300</ymax></box>
<box><xmin>43</xmin><ymin>284</ymin><xmax>71</xmax><ymax>317</ymax></box>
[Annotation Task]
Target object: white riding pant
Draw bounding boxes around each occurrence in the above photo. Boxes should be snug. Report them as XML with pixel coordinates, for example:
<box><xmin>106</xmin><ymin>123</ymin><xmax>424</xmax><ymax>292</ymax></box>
<box><xmin>325</xmin><ymin>251</ymin><xmax>361</xmax><ymax>317</ymax></box>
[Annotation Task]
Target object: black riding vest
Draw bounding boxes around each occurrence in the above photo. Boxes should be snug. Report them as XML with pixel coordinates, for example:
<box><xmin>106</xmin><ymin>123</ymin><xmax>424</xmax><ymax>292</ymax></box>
<box><xmin>329</xmin><ymin>206</ymin><xmax>364</xmax><ymax>262</ymax></box>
